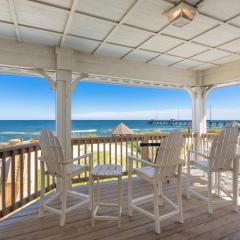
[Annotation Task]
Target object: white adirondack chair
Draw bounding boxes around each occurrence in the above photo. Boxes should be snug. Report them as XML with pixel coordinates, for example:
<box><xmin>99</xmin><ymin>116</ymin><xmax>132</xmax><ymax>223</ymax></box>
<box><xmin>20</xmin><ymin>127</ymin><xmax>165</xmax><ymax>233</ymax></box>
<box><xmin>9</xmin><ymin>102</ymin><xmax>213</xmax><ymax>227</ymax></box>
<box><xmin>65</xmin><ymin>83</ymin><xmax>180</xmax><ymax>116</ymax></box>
<box><xmin>128</xmin><ymin>132</ymin><xmax>185</xmax><ymax>234</ymax></box>
<box><xmin>187</xmin><ymin>123</ymin><xmax>240</xmax><ymax>214</ymax></box>
<box><xmin>38</xmin><ymin>130</ymin><xmax>92</xmax><ymax>226</ymax></box>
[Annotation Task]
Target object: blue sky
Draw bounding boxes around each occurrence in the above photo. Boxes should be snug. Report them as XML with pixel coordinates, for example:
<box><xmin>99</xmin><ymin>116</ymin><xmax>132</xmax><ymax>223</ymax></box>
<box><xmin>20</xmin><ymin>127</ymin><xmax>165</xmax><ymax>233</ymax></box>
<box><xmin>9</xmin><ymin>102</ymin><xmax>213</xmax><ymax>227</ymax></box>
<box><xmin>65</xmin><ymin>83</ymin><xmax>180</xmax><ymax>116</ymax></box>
<box><xmin>0</xmin><ymin>74</ymin><xmax>239</xmax><ymax>120</ymax></box>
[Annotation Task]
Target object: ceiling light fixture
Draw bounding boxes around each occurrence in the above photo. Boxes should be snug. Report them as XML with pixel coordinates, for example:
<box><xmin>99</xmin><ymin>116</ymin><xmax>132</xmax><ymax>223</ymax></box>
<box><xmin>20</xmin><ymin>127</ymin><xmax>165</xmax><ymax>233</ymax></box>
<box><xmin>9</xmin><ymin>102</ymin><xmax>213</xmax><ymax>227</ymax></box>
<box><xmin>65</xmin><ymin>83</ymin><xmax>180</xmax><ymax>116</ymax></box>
<box><xmin>164</xmin><ymin>2</ymin><xmax>197</xmax><ymax>27</ymax></box>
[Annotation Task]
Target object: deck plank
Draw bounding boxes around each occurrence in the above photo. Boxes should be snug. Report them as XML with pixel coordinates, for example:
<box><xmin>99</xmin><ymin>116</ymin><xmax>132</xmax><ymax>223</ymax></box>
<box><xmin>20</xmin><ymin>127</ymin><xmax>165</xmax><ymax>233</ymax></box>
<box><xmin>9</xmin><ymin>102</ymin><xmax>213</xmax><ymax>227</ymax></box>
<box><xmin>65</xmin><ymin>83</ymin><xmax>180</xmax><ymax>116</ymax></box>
<box><xmin>0</xmin><ymin>176</ymin><xmax>240</xmax><ymax>240</ymax></box>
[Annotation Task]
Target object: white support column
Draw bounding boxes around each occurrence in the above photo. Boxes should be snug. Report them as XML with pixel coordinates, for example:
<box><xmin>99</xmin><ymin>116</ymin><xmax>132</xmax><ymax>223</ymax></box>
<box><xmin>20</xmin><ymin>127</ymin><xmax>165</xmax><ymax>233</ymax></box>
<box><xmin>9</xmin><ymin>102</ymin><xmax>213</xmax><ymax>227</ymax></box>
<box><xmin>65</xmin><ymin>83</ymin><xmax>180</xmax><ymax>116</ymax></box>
<box><xmin>187</xmin><ymin>70</ymin><xmax>213</xmax><ymax>153</ymax></box>
<box><xmin>188</xmin><ymin>84</ymin><xmax>213</xmax><ymax>153</ymax></box>
<box><xmin>54</xmin><ymin>47</ymin><xmax>74</xmax><ymax>190</ymax></box>
<box><xmin>191</xmin><ymin>86</ymin><xmax>208</xmax><ymax>135</ymax></box>
<box><xmin>55</xmin><ymin>69</ymin><xmax>72</xmax><ymax>162</ymax></box>
<box><xmin>188</xmin><ymin>86</ymin><xmax>206</xmax><ymax>153</ymax></box>
<box><xmin>55</xmin><ymin>47</ymin><xmax>74</xmax><ymax>164</ymax></box>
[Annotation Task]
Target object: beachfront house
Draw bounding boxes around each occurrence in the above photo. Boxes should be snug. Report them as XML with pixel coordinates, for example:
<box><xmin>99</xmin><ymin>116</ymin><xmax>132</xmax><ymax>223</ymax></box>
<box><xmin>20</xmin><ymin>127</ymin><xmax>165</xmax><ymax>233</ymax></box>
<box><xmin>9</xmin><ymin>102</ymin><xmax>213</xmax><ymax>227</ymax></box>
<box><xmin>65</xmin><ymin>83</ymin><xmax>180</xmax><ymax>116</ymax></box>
<box><xmin>1</xmin><ymin>0</ymin><xmax>240</xmax><ymax>239</ymax></box>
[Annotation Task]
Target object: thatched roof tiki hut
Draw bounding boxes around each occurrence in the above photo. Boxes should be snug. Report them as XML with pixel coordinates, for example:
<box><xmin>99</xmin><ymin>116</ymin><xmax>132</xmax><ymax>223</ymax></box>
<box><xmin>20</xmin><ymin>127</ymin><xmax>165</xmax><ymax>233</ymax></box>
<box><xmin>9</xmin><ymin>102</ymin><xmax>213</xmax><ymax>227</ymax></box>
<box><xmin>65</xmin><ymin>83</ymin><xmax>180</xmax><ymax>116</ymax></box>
<box><xmin>111</xmin><ymin>123</ymin><xmax>134</xmax><ymax>136</ymax></box>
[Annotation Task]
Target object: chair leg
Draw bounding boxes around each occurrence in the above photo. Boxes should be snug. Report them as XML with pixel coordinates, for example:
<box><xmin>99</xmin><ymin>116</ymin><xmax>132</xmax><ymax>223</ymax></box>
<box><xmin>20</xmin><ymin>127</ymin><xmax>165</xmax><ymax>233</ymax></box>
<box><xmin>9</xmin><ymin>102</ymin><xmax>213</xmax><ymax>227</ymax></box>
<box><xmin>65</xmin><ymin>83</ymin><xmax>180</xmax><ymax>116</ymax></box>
<box><xmin>208</xmin><ymin>172</ymin><xmax>213</xmax><ymax>214</ymax></box>
<box><xmin>177</xmin><ymin>167</ymin><xmax>184</xmax><ymax>224</ymax></box>
<box><xmin>128</xmin><ymin>165</ymin><xmax>133</xmax><ymax>217</ymax></box>
<box><xmin>118</xmin><ymin>176</ymin><xmax>123</xmax><ymax>228</ymax></box>
<box><xmin>186</xmin><ymin>151</ymin><xmax>191</xmax><ymax>199</ymax></box>
<box><xmin>91</xmin><ymin>177</ymin><xmax>95</xmax><ymax>227</ymax></box>
<box><xmin>217</xmin><ymin>172</ymin><xmax>221</xmax><ymax>197</ymax></box>
<box><xmin>213</xmin><ymin>172</ymin><xmax>217</xmax><ymax>195</ymax></box>
<box><xmin>88</xmin><ymin>173</ymin><xmax>92</xmax><ymax>211</ymax></box>
<box><xmin>60</xmin><ymin>180</ymin><xmax>67</xmax><ymax>226</ymax></box>
<box><xmin>154</xmin><ymin>181</ymin><xmax>160</xmax><ymax>234</ymax></box>
<box><xmin>159</xmin><ymin>183</ymin><xmax>163</xmax><ymax>206</ymax></box>
<box><xmin>233</xmin><ymin>167</ymin><xmax>239</xmax><ymax>212</ymax></box>
<box><xmin>39</xmin><ymin>162</ymin><xmax>45</xmax><ymax>218</ymax></box>
<box><xmin>96</xmin><ymin>179</ymin><xmax>100</xmax><ymax>206</ymax></box>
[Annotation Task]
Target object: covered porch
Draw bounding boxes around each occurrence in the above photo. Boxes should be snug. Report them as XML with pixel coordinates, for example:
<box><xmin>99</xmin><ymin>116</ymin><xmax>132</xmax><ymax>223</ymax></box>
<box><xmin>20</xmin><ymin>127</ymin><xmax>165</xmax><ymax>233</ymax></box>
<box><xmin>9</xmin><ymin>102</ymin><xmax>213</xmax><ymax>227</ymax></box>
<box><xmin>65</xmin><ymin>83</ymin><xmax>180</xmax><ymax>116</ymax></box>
<box><xmin>1</xmin><ymin>0</ymin><xmax>240</xmax><ymax>239</ymax></box>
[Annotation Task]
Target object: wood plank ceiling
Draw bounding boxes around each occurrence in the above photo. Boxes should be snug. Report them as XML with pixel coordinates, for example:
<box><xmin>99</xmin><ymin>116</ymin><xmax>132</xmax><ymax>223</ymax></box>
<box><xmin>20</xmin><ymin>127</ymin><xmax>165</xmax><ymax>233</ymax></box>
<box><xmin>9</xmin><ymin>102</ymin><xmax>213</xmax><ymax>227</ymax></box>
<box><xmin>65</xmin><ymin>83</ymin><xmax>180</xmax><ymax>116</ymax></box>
<box><xmin>1</xmin><ymin>0</ymin><xmax>240</xmax><ymax>71</ymax></box>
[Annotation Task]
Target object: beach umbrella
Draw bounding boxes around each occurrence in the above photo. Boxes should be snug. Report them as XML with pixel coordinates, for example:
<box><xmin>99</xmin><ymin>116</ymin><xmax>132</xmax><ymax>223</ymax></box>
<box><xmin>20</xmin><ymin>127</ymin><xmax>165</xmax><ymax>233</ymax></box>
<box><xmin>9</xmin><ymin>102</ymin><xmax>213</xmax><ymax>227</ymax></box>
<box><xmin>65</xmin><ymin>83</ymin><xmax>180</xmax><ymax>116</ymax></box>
<box><xmin>112</xmin><ymin>123</ymin><xmax>134</xmax><ymax>136</ymax></box>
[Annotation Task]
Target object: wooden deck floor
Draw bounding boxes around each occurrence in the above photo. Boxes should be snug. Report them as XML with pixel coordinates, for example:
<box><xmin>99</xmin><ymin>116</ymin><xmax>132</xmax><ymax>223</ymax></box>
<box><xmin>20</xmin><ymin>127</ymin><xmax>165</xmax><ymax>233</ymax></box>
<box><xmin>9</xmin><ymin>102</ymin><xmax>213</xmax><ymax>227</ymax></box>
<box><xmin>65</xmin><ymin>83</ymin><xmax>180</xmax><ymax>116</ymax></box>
<box><xmin>1</xmin><ymin>174</ymin><xmax>240</xmax><ymax>240</ymax></box>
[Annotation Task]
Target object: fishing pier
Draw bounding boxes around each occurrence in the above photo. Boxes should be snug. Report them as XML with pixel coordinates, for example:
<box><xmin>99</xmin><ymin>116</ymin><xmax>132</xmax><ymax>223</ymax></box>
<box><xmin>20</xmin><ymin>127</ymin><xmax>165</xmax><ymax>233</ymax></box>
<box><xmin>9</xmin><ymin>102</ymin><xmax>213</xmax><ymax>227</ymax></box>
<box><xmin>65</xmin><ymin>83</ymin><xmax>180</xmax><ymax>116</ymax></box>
<box><xmin>148</xmin><ymin>120</ymin><xmax>235</xmax><ymax>128</ymax></box>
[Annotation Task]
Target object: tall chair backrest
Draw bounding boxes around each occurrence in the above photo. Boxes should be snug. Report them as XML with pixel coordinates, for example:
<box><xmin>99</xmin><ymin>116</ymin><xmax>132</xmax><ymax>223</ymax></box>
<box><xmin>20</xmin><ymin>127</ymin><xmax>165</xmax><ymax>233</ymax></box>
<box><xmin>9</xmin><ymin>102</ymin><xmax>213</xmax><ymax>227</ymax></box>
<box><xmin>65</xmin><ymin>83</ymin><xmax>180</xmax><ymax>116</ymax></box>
<box><xmin>155</xmin><ymin>132</ymin><xmax>184</xmax><ymax>181</ymax></box>
<box><xmin>39</xmin><ymin>130</ymin><xmax>65</xmax><ymax>177</ymax></box>
<box><xmin>209</xmin><ymin>123</ymin><xmax>240</xmax><ymax>171</ymax></box>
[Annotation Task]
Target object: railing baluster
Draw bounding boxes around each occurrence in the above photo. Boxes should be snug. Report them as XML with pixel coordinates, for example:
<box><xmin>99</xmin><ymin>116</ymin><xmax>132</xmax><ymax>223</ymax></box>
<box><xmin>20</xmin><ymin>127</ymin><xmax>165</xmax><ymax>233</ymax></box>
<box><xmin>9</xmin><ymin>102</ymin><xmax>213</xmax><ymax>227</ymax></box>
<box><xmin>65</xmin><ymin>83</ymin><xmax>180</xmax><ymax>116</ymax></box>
<box><xmin>1</xmin><ymin>153</ymin><xmax>6</xmax><ymax>216</ymax></box>
<box><xmin>11</xmin><ymin>152</ymin><xmax>15</xmax><ymax>210</ymax></box>
<box><xmin>103</xmin><ymin>139</ymin><xmax>106</xmax><ymax>165</ymax></box>
<box><xmin>19</xmin><ymin>149</ymin><xmax>24</xmax><ymax>206</ymax></box>
<box><xmin>77</xmin><ymin>139</ymin><xmax>81</xmax><ymax>181</ymax></box>
<box><xmin>109</xmin><ymin>140</ymin><xmax>112</xmax><ymax>165</ymax></box>
<box><xmin>84</xmin><ymin>140</ymin><xmax>87</xmax><ymax>181</ymax></box>
<box><xmin>120</xmin><ymin>137</ymin><xmax>123</xmax><ymax>166</ymax></box>
<box><xmin>96</xmin><ymin>139</ymin><xmax>99</xmax><ymax>165</ymax></box>
<box><xmin>125</xmin><ymin>137</ymin><xmax>128</xmax><ymax>174</ymax></box>
<box><xmin>115</xmin><ymin>138</ymin><xmax>117</xmax><ymax>165</ymax></box>
<box><xmin>136</xmin><ymin>137</ymin><xmax>139</xmax><ymax>168</ymax></box>
<box><xmin>27</xmin><ymin>148</ymin><xmax>31</xmax><ymax>200</ymax></box>
<box><xmin>34</xmin><ymin>147</ymin><xmax>38</xmax><ymax>197</ymax></box>
<box><xmin>131</xmin><ymin>136</ymin><xmax>133</xmax><ymax>156</ymax></box>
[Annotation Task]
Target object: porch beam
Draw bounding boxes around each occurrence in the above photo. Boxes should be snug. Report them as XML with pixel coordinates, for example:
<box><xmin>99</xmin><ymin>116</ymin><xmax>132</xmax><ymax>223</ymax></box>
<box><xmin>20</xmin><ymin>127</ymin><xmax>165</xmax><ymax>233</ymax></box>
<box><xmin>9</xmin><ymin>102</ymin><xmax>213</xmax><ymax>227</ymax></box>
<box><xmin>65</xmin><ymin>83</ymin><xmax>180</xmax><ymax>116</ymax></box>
<box><xmin>73</xmin><ymin>53</ymin><xmax>197</xmax><ymax>87</ymax></box>
<box><xmin>0</xmin><ymin>39</ymin><xmax>196</xmax><ymax>87</ymax></box>
<box><xmin>202</xmin><ymin>60</ymin><xmax>240</xmax><ymax>87</ymax></box>
<box><xmin>0</xmin><ymin>39</ymin><xmax>55</xmax><ymax>70</ymax></box>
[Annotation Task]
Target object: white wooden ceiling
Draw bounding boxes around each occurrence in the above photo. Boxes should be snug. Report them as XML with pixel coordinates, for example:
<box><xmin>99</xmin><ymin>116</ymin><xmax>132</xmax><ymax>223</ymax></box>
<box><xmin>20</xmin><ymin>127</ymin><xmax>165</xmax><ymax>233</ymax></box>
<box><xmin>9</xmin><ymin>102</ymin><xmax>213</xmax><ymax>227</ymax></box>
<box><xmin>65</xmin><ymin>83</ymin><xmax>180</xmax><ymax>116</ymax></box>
<box><xmin>1</xmin><ymin>0</ymin><xmax>240</xmax><ymax>70</ymax></box>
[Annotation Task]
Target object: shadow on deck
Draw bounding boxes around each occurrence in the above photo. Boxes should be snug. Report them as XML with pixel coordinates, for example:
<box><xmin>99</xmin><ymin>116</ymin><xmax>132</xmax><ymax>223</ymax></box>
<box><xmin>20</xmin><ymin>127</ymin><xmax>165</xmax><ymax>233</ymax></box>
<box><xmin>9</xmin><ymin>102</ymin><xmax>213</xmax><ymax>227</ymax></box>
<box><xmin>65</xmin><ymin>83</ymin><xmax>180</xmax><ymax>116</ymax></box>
<box><xmin>1</xmin><ymin>174</ymin><xmax>240</xmax><ymax>240</ymax></box>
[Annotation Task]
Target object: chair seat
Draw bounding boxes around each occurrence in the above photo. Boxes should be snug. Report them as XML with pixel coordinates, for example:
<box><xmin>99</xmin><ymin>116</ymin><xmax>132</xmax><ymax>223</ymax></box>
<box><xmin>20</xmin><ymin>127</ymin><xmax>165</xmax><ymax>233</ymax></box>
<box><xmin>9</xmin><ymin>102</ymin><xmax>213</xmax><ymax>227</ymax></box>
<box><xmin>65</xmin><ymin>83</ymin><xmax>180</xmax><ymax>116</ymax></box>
<box><xmin>191</xmin><ymin>160</ymin><xmax>209</xmax><ymax>172</ymax></box>
<box><xmin>67</xmin><ymin>164</ymin><xmax>87</xmax><ymax>177</ymax></box>
<box><xmin>92</xmin><ymin>164</ymin><xmax>122</xmax><ymax>177</ymax></box>
<box><xmin>135</xmin><ymin>166</ymin><xmax>155</xmax><ymax>179</ymax></box>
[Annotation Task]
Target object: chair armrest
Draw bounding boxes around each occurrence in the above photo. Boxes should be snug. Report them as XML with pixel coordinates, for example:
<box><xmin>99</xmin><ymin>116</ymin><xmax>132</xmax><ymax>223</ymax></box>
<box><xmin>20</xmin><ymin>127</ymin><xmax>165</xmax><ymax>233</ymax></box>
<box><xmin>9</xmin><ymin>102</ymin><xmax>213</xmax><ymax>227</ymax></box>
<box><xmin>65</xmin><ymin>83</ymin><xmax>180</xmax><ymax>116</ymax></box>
<box><xmin>188</xmin><ymin>149</ymin><xmax>210</xmax><ymax>160</ymax></box>
<box><xmin>72</xmin><ymin>153</ymin><xmax>92</xmax><ymax>162</ymax></box>
<box><xmin>63</xmin><ymin>153</ymin><xmax>93</xmax><ymax>165</ymax></box>
<box><xmin>235</xmin><ymin>154</ymin><xmax>240</xmax><ymax>160</ymax></box>
<box><xmin>128</xmin><ymin>156</ymin><xmax>157</xmax><ymax>167</ymax></box>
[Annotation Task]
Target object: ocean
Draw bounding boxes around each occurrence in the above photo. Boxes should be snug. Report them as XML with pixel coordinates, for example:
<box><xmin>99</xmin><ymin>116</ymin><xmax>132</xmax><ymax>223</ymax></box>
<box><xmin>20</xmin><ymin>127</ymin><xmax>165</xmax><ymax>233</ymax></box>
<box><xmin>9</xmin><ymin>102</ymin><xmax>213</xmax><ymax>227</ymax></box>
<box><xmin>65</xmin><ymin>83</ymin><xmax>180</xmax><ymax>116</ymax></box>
<box><xmin>0</xmin><ymin>120</ymin><xmax>190</xmax><ymax>143</ymax></box>
<box><xmin>0</xmin><ymin>119</ymin><xmax>236</xmax><ymax>144</ymax></box>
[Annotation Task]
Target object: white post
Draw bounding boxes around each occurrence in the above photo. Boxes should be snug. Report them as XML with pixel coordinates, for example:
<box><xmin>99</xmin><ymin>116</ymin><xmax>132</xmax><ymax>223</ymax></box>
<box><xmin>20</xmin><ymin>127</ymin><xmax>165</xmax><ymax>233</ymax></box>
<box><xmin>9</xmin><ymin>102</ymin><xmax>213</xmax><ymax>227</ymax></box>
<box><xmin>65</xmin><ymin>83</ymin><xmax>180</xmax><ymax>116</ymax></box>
<box><xmin>190</xmin><ymin>86</ymin><xmax>207</xmax><ymax>153</ymax></box>
<box><xmin>55</xmin><ymin>69</ymin><xmax>72</xmax><ymax>162</ymax></box>
<box><xmin>192</xmin><ymin>86</ymin><xmax>207</xmax><ymax>135</ymax></box>
<box><xmin>55</xmin><ymin>47</ymin><xmax>73</xmax><ymax>190</ymax></box>
<box><xmin>188</xmin><ymin>71</ymin><xmax>211</xmax><ymax>153</ymax></box>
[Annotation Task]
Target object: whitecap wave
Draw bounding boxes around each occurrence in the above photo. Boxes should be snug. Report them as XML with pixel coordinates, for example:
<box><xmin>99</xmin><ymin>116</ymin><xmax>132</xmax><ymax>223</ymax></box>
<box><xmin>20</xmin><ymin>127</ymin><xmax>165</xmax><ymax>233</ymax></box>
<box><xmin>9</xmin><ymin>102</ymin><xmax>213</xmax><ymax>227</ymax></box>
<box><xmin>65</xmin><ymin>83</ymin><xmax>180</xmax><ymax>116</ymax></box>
<box><xmin>101</xmin><ymin>129</ymin><xmax>111</xmax><ymax>133</ymax></box>
<box><xmin>72</xmin><ymin>129</ymin><xmax>97</xmax><ymax>133</ymax></box>
<box><xmin>0</xmin><ymin>131</ymin><xmax>29</xmax><ymax>135</ymax></box>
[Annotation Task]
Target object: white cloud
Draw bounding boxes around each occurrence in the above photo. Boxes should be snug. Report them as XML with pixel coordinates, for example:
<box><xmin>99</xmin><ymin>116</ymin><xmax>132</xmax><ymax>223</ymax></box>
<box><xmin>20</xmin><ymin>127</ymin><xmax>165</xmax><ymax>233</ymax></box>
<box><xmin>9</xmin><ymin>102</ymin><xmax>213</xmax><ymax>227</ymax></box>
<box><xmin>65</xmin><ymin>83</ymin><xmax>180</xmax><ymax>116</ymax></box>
<box><xmin>72</xmin><ymin>109</ymin><xmax>192</xmax><ymax>120</ymax></box>
<box><xmin>208</xmin><ymin>108</ymin><xmax>240</xmax><ymax>120</ymax></box>
<box><xmin>72</xmin><ymin>108</ymin><xmax>240</xmax><ymax>120</ymax></box>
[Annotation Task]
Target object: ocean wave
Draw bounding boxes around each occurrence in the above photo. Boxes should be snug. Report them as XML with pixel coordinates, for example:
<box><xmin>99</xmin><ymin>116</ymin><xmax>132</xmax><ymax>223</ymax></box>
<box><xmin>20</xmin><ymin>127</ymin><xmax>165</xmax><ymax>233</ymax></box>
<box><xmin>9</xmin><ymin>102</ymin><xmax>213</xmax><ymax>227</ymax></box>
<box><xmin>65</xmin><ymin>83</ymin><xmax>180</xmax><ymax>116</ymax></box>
<box><xmin>101</xmin><ymin>129</ymin><xmax>111</xmax><ymax>133</ymax></box>
<box><xmin>31</xmin><ymin>132</ymin><xmax>41</xmax><ymax>135</ymax></box>
<box><xmin>72</xmin><ymin>129</ymin><xmax>97</xmax><ymax>133</ymax></box>
<box><xmin>0</xmin><ymin>131</ymin><xmax>30</xmax><ymax>135</ymax></box>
